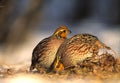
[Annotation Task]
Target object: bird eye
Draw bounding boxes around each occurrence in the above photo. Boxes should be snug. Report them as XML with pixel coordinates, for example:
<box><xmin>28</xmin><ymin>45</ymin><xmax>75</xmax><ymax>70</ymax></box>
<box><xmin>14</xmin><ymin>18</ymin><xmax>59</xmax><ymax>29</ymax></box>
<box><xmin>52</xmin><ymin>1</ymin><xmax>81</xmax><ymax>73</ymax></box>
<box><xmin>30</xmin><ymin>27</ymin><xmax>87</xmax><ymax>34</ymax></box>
<box><xmin>63</xmin><ymin>30</ymin><xmax>66</xmax><ymax>33</ymax></box>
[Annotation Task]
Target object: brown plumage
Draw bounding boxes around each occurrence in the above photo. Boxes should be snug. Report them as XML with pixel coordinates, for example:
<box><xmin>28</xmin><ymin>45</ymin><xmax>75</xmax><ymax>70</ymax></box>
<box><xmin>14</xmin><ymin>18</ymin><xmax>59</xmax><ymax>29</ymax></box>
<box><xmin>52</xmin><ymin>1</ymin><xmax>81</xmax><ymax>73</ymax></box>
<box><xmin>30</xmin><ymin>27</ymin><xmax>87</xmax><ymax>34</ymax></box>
<box><xmin>51</xmin><ymin>33</ymin><xmax>117</xmax><ymax>73</ymax></box>
<box><xmin>30</xmin><ymin>25</ymin><xmax>71</xmax><ymax>72</ymax></box>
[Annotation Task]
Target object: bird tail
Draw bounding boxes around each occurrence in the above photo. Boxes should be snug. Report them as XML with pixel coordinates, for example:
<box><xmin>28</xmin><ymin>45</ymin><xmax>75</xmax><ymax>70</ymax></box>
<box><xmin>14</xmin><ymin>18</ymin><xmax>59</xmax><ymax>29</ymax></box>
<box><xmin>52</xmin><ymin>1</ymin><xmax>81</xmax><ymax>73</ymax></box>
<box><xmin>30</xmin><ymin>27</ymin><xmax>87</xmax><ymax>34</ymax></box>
<box><xmin>29</xmin><ymin>64</ymin><xmax>35</xmax><ymax>71</ymax></box>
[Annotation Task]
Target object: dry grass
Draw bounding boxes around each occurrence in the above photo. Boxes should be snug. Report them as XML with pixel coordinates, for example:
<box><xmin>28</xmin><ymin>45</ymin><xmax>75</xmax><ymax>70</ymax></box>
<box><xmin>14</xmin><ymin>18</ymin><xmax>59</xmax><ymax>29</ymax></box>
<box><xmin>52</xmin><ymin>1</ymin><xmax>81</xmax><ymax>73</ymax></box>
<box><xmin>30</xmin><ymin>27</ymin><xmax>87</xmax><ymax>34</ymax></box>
<box><xmin>0</xmin><ymin>58</ymin><xmax>120</xmax><ymax>83</ymax></box>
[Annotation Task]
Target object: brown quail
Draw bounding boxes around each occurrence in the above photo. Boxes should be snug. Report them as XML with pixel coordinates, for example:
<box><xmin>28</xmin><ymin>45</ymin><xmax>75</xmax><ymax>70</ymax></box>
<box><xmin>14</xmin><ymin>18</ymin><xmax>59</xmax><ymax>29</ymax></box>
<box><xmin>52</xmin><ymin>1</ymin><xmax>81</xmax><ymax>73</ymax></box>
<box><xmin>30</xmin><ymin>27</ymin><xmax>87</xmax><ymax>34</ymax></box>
<box><xmin>51</xmin><ymin>33</ymin><xmax>117</xmax><ymax>73</ymax></box>
<box><xmin>30</xmin><ymin>25</ymin><xmax>71</xmax><ymax>72</ymax></box>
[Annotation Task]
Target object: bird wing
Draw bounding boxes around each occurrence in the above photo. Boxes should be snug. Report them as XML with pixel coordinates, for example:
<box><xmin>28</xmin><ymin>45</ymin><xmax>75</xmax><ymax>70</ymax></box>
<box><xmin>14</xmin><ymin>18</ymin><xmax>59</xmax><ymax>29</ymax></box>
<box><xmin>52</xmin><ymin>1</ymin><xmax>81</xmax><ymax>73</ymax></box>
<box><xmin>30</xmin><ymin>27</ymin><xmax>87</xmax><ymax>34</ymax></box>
<box><xmin>31</xmin><ymin>37</ymin><xmax>50</xmax><ymax>67</ymax></box>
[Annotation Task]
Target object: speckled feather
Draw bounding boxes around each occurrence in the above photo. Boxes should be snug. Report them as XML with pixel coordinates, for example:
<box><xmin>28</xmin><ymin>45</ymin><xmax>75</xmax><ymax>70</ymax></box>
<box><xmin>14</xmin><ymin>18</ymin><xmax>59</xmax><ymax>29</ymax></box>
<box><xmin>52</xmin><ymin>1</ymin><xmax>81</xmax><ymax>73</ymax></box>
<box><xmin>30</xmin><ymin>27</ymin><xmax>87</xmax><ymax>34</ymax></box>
<box><xmin>30</xmin><ymin>26</ymin><xmax>71</xmax><ymax>71</ymax></box>
<box><xmin>32</xmin><ymin>37</ymin><xmax>65</xmax><ymax>69</ymax></box>
<box><xmin>53</xmin><ymin>33</ymin><xmax>117</xmax><ymax>70</ymax></box>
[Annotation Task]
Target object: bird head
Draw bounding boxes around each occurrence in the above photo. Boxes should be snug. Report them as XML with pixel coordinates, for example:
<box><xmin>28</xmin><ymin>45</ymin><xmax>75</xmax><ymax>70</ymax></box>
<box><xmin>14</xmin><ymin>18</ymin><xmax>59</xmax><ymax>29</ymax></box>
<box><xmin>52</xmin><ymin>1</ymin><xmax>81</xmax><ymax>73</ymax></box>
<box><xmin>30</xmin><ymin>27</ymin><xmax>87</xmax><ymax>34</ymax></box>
<box><xmin>53</xmin><ymin>25</ymin><xmax>71</xmax><ymax>39</ymax></box>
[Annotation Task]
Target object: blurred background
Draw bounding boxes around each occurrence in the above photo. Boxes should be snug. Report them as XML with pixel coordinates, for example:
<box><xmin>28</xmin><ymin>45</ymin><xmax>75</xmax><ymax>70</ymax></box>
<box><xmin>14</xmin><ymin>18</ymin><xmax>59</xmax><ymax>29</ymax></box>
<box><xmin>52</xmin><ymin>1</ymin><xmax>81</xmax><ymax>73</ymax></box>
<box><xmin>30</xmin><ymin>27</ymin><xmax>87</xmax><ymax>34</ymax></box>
<box><xmin>0</xmin><ymin>0</ymin><xmax>120</xmax><ymax>65</ymax></box>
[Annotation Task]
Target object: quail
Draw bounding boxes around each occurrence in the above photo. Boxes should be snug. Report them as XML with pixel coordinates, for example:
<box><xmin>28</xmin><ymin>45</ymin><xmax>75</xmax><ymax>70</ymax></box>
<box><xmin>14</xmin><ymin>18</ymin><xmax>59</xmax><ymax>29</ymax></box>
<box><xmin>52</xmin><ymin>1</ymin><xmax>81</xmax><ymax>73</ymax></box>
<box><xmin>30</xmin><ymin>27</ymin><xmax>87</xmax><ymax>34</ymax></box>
<box><xmin>30</xmin><ymin>25</ymin><xmax>71</xmax><ymax>72</ymax></box>
<box><xmin>51</xmin><ymin>33</ymin><xmax>117</xmax><ymax>73</ymax></box>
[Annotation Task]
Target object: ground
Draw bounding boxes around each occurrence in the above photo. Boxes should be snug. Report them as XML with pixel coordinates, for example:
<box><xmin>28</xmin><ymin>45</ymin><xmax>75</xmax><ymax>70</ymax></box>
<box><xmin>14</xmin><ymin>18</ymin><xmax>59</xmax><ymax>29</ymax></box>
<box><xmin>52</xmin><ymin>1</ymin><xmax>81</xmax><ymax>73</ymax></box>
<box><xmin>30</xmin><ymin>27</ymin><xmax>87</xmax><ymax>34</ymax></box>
<box><xmin>0</xmin><ymin>57</ymin><xmax>120</xmax><ymax>83</ymax></box>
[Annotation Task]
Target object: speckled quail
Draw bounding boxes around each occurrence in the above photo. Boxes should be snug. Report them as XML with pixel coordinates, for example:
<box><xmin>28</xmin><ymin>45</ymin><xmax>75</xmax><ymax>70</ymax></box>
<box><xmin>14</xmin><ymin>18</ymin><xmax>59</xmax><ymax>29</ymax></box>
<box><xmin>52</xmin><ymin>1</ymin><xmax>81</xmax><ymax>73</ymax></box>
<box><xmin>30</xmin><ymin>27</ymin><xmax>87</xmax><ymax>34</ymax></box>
<box><xmin>30</xmin><ymin>26</ymin><xmax>71</xmax><ymax>72</ymax></box>
<box><xmin>51</xmin><ymin>33</ymin><xmax>117</xmax><ymax>72</ymax></box>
